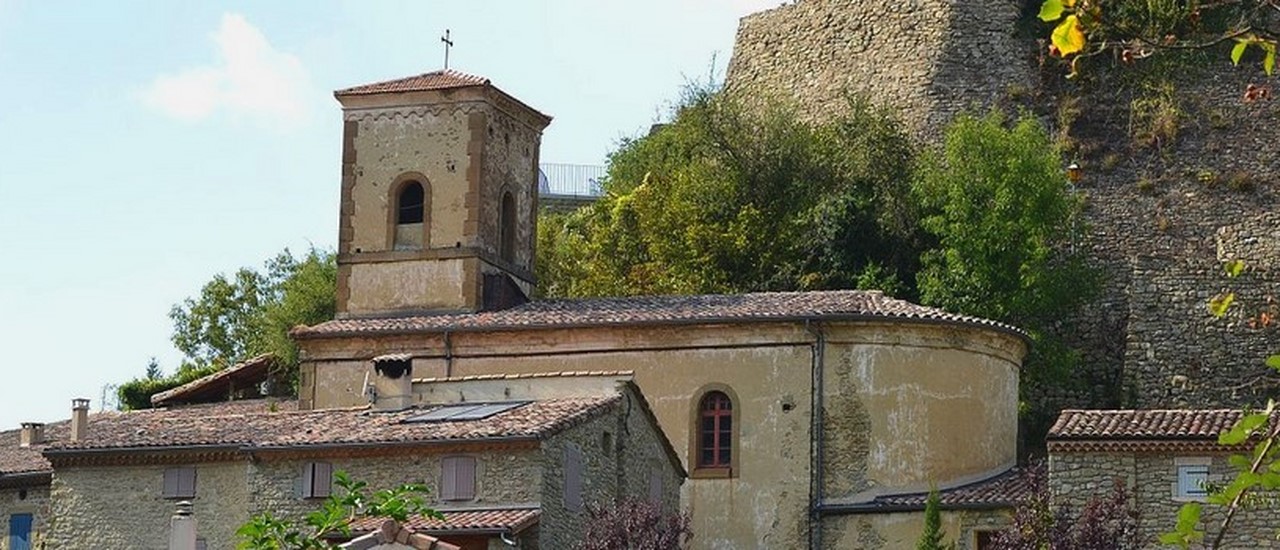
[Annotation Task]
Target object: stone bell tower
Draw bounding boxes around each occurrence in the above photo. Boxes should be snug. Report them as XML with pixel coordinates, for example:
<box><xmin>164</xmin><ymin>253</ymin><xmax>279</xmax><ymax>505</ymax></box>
<box><xmin>332</xmin><ymin>70</ymin><xmax>551</xmax><ymax>317</ymax></box>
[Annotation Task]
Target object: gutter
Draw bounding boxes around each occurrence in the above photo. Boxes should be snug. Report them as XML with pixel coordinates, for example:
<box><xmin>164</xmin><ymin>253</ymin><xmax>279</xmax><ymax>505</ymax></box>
<box><xmin>43</xmin><ymin>435</ymin><xmax>541</xmax><ymax>461</ymax></box>
<box><xmin>817</xmin><ymin>500</ymin><xmax>1016</xmax><ymax>515</ymax></box>
<box><xmin>804</xmin><ymin>320</ymin><xmax>826</xmax><ymax>550</ymax></box>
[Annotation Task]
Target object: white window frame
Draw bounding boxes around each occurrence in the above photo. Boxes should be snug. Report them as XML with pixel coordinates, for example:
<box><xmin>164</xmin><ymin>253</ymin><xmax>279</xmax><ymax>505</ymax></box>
<box><xmin>1173</xmin><ymin>457</ymin><xmax>1212</xmax><ymax>501</ymax></box>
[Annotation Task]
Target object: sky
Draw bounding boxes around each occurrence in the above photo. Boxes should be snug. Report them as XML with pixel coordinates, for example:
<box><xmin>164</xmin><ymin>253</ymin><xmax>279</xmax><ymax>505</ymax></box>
<box><xmin>0</xmin><ymin>0</ymin><xmax>777</xmax><ymax>429</ymax></box>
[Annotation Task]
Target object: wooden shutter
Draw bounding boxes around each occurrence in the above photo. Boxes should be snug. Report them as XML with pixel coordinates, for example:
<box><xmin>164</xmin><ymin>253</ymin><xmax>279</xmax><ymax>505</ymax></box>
<box><xmin>163</xmin><ymin>469</ymin><xmax>180</xmax><ymax>498</ymax></box>
<box><xmin>164</xmin><ymin>467</ymin><xmax>196</xmax><ymax>498</ymax></box>
<box><xmin>441</xmin><ymin>456</ymin><xmax>477</xmax><ymax>501</ymax></box>
<box><xmin>648</xmin><ymin>464</ymin><xmax>663</xmax><ymax>503</ymax></box>
<box><xmin>312</xmin><ymin>462</ymin><xmax>333</xmax><ymax>498</ymax></box>
<box><xmin>564</xmin><ymin>445</ymin><xmax>583</xmax><ymax>512</ymax></box>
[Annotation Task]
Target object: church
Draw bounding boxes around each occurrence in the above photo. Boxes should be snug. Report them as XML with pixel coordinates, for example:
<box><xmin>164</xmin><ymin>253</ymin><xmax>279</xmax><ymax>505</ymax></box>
<box><xmin>0</xmin><ymin>68</ymin><xmax>1029</xmax><ymax>549</ymax></box>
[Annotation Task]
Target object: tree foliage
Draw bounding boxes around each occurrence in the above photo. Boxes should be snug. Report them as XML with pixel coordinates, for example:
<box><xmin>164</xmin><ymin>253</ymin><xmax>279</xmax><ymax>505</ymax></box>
<box><xmin>572</xmin><ymin>498</ymin><xmax>693</xmax><ymax>550</ymax></box>
<box><xmin>236</xmin><ymin>471</ymin><xmax>439</xmax><ymax>550</ymax></box>
<box><xmin>992</xmin><ymin>464</ymin><xmax>1139</xmax><ymax>550</ymax></box>
<box><xmin>914</xmin><ymin>111</ymin><xmax>1099</xmax><ymax>400</ymax></box>
<box><xmin>537</xmin><ymin>89</ymin><xmax>923</xmax><ymax>299</ymax></box>
<box><xmin>917</xmin><ymin>487</ymin><xmax>953</xmax><ymax>550</ymax></box>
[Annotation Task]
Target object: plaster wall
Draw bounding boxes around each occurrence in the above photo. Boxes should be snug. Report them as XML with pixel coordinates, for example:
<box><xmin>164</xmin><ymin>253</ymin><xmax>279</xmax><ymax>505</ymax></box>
<box><xmin>0</xmin><ymin>485</ymin><xmax>49</xmax><ymax>550</ymax></box>
<box><xmin>45</xmin><ymin>462</ymin><xmax>248</xmax><ymax>550</ymax></box>
<box><xmin>821</xmin><ymin>509</ymin><xmax>1008</xmax><ymax>550</ymax></box>
<box><xmin>344</xmin><ymin>258</ymin><xmax>472</xmax><ymax>314</ymax></box>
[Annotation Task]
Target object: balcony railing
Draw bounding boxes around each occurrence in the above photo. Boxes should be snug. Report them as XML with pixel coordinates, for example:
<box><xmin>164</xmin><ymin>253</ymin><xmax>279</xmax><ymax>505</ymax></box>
<box><xmin>538</xmin><ymin>163</ymin><xmax>606</xmax><ymax>197</ymax></box>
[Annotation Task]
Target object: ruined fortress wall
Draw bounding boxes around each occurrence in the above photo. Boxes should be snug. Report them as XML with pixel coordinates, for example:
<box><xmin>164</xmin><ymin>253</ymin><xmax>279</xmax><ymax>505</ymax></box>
<box><xmin>726</xmin><ymin>0</ymin><xmax>1280</xmax><ymax>409</ymax></box>
<box><xmin>725</xmin><ymin>0</ymin><xmax>1034</xmax><ymax>135</ymax></box>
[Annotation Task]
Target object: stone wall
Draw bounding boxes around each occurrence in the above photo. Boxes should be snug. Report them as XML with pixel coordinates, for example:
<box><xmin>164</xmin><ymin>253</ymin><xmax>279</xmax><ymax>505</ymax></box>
<box><xmin>1049</xmin><ymin>451</ymin><xmax>1279</xmax><ymax>548</ymax></box>
<box><xmin>725</xmin><ymin>1</ymin><xmax>1280</xmax><ymax>411</ymax></box>
<box><xmin>0</xmin><ymin>484</ymin><xmax>50</xmax><ymax>550</ymax></box>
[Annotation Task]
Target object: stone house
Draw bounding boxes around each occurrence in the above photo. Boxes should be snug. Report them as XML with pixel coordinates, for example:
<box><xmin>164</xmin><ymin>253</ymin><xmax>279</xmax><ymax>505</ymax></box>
<box><xmin>22</xmin><ymin>371</ymin><xmax>680</xmax><ymax>550</ymax></box>
<box><xmin>285</xmin><ymin>66</ymin><xmax>1033</xmax><ymax>549</ymax></box>
<box><xmin>0</xmin><ymin>418</ymin><xmax>65</xmax><ymax>550</ymax></box>
<box><xmin>1048</xmin><ymin>409</ymin><xmax>1278</xmax><ymax>548</ymax></box>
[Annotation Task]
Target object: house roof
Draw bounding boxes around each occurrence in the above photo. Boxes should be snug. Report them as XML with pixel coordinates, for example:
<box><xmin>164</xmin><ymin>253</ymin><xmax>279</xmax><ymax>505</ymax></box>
<box><xmin>348</xmin><ymin>507</ymin><xmax>540</xmax><ymax>536</ymax></box>
<box><xmin>823</xmin><ymin>467</ymin><xmax>1031</xmax><ymax>514</ymax></box>
<box><xmin>1047</xmin><ymin>409</ymin><xmax>1269</xmax><ymax>453</ymax></box>
<box><xmin>150</xmin><ymin>354</ymin><xmax>275</xmax><ymax>407</ymax></box>
<box><xmin>0</xmin><ymin>421</ymin><xmax>69</xmax><ymax>485</ymax></box>
<box><xmin>413</xmin><ymin>370</ymin><xmax>634</xmax><ymax>384</ymax></box>
<box><xmin>334</xmin><ymin>69</ymin><xmax>490</xmax><ymax>96</ymax></box>
<box><xmin>341</xmin><ymin>519</ymin><xmax>462</xmax><ymax>550</ymax></box>
<box><xmin>295</xmin><ymin>290</ymin><xmax>1026</xmax><ymax>341</ymax></box>
<box><xmin>43</xmin><ymin>395</ymin><xmax>619</xmax><ymax>454</ymax></box>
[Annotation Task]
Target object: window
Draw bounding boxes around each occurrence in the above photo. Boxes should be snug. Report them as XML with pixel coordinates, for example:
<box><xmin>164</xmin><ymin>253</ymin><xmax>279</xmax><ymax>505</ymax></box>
<box><xmin>441</xmin><ymin>456</ymin><xmax>477</xmax><ymax>501</ymax></box>
<box><xmin>302</xmin><ymin>462</ymin><xmax>333</xmax><ymax>499</ymax></box>
<box><xmin>564</xmin><ymin>445</ymin><xmax>584</xmax><ymax>512</ymax></box>
<box><xmin>974</xmin><ymin>530</ymin><xmax>1002</xmax><ymax>550</ymax></box>
<box><xmin>163</xmin><ymin>467</ymin><xmax>197</xmax><ymax>499</ymax></box>
<box><xmin>499</xmin><ymin>191</ymin><xmax>516</xmax><ymax>262</ymax></box>
<box><xmin>8</xmin><ymin>514</ymin><xmax>32</xmax><ymax>550</ymax></box>
<box><xmin>1176</xmin><ymin>461</ymin><xmax>1211</xmax><ymax>499</ymax></box>
<box><xmin>697</xmin><ymin>391</ymin><xmax>733</xmax><ymax>470</ymax></box>
<box><xmin>648</xmin><ymin>464</ymin><xmax>663</xmax><ymax>504</ymax></box>
<box><xmin>397</xmin><ymin>182</ymin><xmax>424</xmax><ymax>224</ymax></box>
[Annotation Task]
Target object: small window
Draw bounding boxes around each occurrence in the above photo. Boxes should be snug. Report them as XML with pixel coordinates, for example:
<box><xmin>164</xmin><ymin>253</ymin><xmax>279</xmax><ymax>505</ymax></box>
<box><xmin>1177</xmin><ymin>463</ymin><xmax>1211</xmax><ymax>499</ymax></box>
<box><xmin>975</xmin><ymin>530</ymin><xmax>1002</xmax><ymax>550</ymax></box>
<box><xmin>397</xmin><ymin>182</ymin><xmax>424</xmax><ymax>224</ymax></box>
<box><xmin>697</xmin><ymin>391</ymin><xmax>733</xmax><ymax>470</ymax></box>
<box><xmin>302</xmin><ymin>462</ymin><xmax>333</xmax><ymax>499</ymax></box>
<box><xmin>564</xmin><ymin>445</ymin><xmax>584</xmax><ymax>512</ymax></box>
<box><xmin>163</xmin><ymin>466</ymin><xmax>197</xmax><ymax>499</ymax></box>
<box><xmin>441</xmin><ymin>456</ymin><xmax>477</xmax><ymax>501</ymax></box>
<box><xmin>499</xmin><ymin>191</ymin><xmax>516</xmax><ymax>262</ymax></box>
<box><xmin>9</xmin><ymin>513</ymin><xmax>32</xmax><ymax>550</ymax></box>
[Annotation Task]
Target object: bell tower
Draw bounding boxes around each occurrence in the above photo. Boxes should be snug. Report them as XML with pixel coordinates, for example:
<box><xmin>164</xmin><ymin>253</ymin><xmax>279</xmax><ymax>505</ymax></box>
<box><xmin>332</xmin><ymin>70</ymin><xmax>551</xmax><ymax>317</ymax></box>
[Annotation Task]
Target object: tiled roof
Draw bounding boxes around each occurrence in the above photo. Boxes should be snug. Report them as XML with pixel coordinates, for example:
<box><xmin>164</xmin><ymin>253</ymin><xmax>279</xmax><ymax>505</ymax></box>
<box><xmin>834</xmin><ymin>468</ymin><xmax>1030</xmax><ymax>513</ymax></box>
<box><xmin>349</xmin><ymin>507</ymin><xmax>540</xmax><ymax>535</ymax></box>
<box><xmin>295</xmin><ymin>290</ymin><xmax>1025</xmax><ymax>340</ymax></box>
<box><xmin>342</xmin><ymin>519</ymin><xmax>461</xmax><ymax>550</ymax></box>
<box><xmin>414</xmin><ymin>370</ymin><xmax>634</xmax><ymax>384</ymax></box>
<box><xmin>0</xmin><ymin>421</ymin><xmax>69</xmax><ymax>479</ymax></box>
<box><xmin>44</xmin><ymin>395</ymin><xmax>618</xmax><ymax>453</ymax></box>
<box><xmin>1049</xmin><ymin>409</ymin><xmax>1251</xmax><ymax>440</ymax></box>
<box><xmin>335</xmin><ymin>69</ymin><xmax>490</xmax><ymax>97</ymax></box>
<box><xmin>150</xmin><ymin>354</ymin><xmax>275</xmax><ymax>406</ymax></box>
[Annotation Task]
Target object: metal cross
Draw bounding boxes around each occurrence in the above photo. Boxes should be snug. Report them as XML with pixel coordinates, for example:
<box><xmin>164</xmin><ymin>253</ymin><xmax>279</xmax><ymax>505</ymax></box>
<box><xmin>441</xmin><ymin>29</ymin><xmax>454</xmax><ymax>70</ymax></box>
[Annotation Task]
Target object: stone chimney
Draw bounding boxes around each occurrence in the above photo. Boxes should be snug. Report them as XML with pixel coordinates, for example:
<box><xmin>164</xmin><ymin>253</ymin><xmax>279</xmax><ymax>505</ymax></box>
<box><xmin>168</xmin><ymin>500</ymin><xmax>197</xmax><ymax>550</ymax></box>
<box><xmin>19</xmin><ymin>423</ymin><xmax>44</xmax><ymax>447</ymax></box>
<box><xmin>70</xmin><ymin>398</ymin><xmax>90</xmax><ymax>442</ymax></box>
<box><xmin>371</xmin><ymin>354</ymin><xmax>414</xmax><ymax>411</ymax></box>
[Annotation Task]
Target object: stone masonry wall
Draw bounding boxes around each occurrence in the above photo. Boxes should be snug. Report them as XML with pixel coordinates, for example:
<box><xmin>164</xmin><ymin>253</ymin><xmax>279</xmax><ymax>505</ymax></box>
<box><xmin>726</xmin><ymin>0</ymin><xmax>1280</xmax><ymax>411</ymax></box>
<box><xmin>0</xmin><ymin>485</ymin><xmax>50</xmax><ymax>550</ymax></box>
<box><xmin>1050</xmin><ymin>451</ymin><xmax>1279</xmax><ymax>548</ymax></box>
<box><xmin>539</xmin><ymin>409</ymin><xmax>621</xmax><ymax>550</ymax></box>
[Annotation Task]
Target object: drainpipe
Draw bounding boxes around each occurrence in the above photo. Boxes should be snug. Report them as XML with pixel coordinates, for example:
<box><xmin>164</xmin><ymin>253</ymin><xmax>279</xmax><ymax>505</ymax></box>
<box><xmin>444</xmin><ymin>330</ymin><xmax>454</xmax><ymax>377</ymax></box>
<box><xmin>804</xmin><ymin>320</ymin><xmax>826</xmax><ymax>550</ymax></box>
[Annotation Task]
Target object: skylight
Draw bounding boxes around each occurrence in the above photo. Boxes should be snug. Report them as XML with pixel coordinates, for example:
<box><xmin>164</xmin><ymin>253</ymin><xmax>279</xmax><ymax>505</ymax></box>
<box><xmin>403</xmin><ymin>401</ymin><xmax>529</xmax><ymax>423</ymax></box>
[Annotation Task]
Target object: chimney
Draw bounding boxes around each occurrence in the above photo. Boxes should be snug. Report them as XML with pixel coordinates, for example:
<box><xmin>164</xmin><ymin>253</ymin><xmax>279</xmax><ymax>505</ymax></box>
<box><xmin>70</xmin><ymin>398</ymin><xmax>90</xmax><ymax>442</ymax></box>
<box><xmin>371</xmin><ymin>354</ymin><xmax>414</xmax><ymax>411</ymax></box>
<box><xmin>168</xmin><ymin>500</ymin><xmax>197</xmax><ymax>550</ymax></box>
<box><xmin>19</xmin><ymin>423</ymin><xmax>44</xmax><ymax>447</ymax></box>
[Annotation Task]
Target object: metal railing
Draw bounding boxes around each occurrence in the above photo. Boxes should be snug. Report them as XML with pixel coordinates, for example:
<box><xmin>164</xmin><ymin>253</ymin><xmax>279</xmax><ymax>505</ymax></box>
<box><xmin>538</xmin><ymin>163</ymin><xmax>606</xmax><ymax>197</ymax></box>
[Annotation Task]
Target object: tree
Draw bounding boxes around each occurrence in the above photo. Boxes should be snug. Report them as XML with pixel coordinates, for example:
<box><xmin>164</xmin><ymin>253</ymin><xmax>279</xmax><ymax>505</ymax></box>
<box><xmin>1038</xmin><ymin>0</ymin><xmax>1279</xmax><ymax>82</ymax></box>
<box><xmin>236</xmin><ymin>471</ymin><xmax>440</xmax><ymax>550</ymax></box>
<box><xmin>913</xmin><ymin>111</ymin><xmax>1099</xmax><ymax>410</ymax></box>
<box><xmin>572</xmin><ymin>498</ymin><xmax>693</xmax><ymax>550</ymax></box>
<box><xmin>992</xmin><ymin>464</ymin><xmax>1139</xmax><ymax>550</ymax></box>
<box><xmin>536</xmin><ymin>87</ymin><xmax>923</xmax><ymax>299</ymax></box>
<box><xmin>144</xmin><ymin>357</ymin><xmax>163</xmax><ymax>380</ymax></box>
<box><xmin>917</xmin><ymin>487</ymin><xmax>953</xmax><ymax>550</ymax></box>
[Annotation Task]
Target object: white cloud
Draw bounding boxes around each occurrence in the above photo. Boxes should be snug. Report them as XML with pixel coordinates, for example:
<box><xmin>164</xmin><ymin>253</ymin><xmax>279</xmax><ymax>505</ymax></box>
<box><xmin>140</xmin><ymin>13</ymin><xmax>312</xmax><ymax>127</ymax></box>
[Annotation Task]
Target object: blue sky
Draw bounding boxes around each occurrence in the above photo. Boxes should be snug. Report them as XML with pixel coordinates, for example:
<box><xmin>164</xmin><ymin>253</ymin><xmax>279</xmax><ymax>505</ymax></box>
<box><xmin>0</xmin><ymin>0</ymin><xmax>774</xmax><ymax>428</ymax></box>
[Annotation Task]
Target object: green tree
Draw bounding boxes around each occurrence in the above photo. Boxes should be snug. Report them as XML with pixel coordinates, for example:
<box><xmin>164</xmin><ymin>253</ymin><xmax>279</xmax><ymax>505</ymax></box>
<box><xmin>917</xmin><ymin>487</ymin><xmax>952</xmax><ymax>550</ymax></box>
<box><xmin>536</xmin><ymin>88</ymin><xmax>923</xmax><ymax>299</ymax></box>
<box><xmin>236</xmin><ymin>471</ymin><xmax>439</xmax><ymax>550</ymax></box>
<box><xmin>913</xmin><ymin>111</ymin><xmax>1099</xmax><ymax>405</ymax></box>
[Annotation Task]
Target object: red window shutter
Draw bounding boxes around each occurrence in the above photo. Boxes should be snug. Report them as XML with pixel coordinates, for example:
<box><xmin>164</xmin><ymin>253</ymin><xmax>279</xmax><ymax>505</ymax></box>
<box><xmin>564</xmin><ymin>446</ymin><xmax>583</xmax><ymax>512</ymax></box>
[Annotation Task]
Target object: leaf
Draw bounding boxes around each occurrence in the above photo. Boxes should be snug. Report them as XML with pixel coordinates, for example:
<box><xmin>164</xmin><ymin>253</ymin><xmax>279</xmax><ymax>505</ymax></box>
<box><xmin>1219</xmin><ymin>412</ymin><xmax>1269</xmax><ymax>445</ymax></box>
<box><xmin>1224</xmin><ymin>259</ymin><xmax>1246</xmax><ymax>277</ymax></box>
<box><xmin>1208</xmin><ymin>292</ymin><xmax>1235</xmax><ymax>317</ymax></box>
<box><xmin>1039</xmin><ymin>0</ymin><xmax>1065</xmax><ymax>22</ymax></box>
<box><xmin>1265</xmin><ymin>48</ymin><xmax>1276</xmax><ymax>76</ymax></box>
<box><xmin>1265</xmin><ymin>355</ymin><xmax>1280</xmax><ymax>372</ymax></box>
<box><xmin>1052</xmin><ymin>15</ymin><xmax>1087</xmax><ymax>56</ymax></box>
<box><xmin>1232</xmin><ymin>41</ymin><xmax>1248</xmax><ymax>65</ymax></box>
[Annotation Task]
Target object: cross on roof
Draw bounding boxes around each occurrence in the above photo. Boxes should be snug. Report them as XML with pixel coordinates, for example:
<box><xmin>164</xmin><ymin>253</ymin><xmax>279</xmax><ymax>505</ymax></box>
<box><xmin>441</xmin><ymin>29</ymin><xmax>454</xmax><ymax>70</ymax></box>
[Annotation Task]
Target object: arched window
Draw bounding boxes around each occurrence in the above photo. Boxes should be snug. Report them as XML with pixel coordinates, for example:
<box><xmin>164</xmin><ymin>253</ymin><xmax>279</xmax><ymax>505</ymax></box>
<box><xmin>499</xmin><ymin>191</ymin><xmax>516</xmax><ymax>262</ymax></box>
<box><xmin>697</xmin><ymin>391</ymin><xmax>733</xmax><ymax>470</ymax></box>
<box><xmin>397</xmin><ymin>182</ymin><xmax>424</xmax><ymax>225</ymax></box>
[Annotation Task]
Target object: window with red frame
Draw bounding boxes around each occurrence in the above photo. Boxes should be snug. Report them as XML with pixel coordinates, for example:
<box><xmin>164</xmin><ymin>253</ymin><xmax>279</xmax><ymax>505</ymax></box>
<box><xmin>697</xmin><ymin>391</ymin><xmax>733</xmax><ymax>469</ymax></box>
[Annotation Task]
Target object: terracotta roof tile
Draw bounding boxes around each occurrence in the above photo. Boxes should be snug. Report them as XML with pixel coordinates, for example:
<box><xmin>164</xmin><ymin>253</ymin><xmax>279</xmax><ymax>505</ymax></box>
<box><xmin>335</xmin><ymin>69</ymin><xmax>490</xmax><ymax>97</ymax></box>
<box><xmin>1048</xmin><ymin>409</ymin><xmax>1257</xmax><ymax>440</ymax></box>
<box><xmin>349</xmin><ymin>507</ymin><xmax>539</xmax><ymax>535</ymax></box>
<box><xmin>0</xmin><ymin>421</ymin><xmax>70</xmax><ymax>478</ymax></box>
<box><xmin>295</xmin><ymin>291</ymin><xmax>1025</xmax><ymax>340</ymax></box>
<box><xmin>150</xmin><ymin>354</ymin><xmax>275</xmax><ymax>406</ymax></box>
<box><xmin>44</xmin><ymin>395</ymin><xmax>618</xmax><ymax>453</ymax></box>
<box><xmin>853</xmin><ymin>468</ymin><xmax>1031</xmax><ymax>511</ymax></box>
